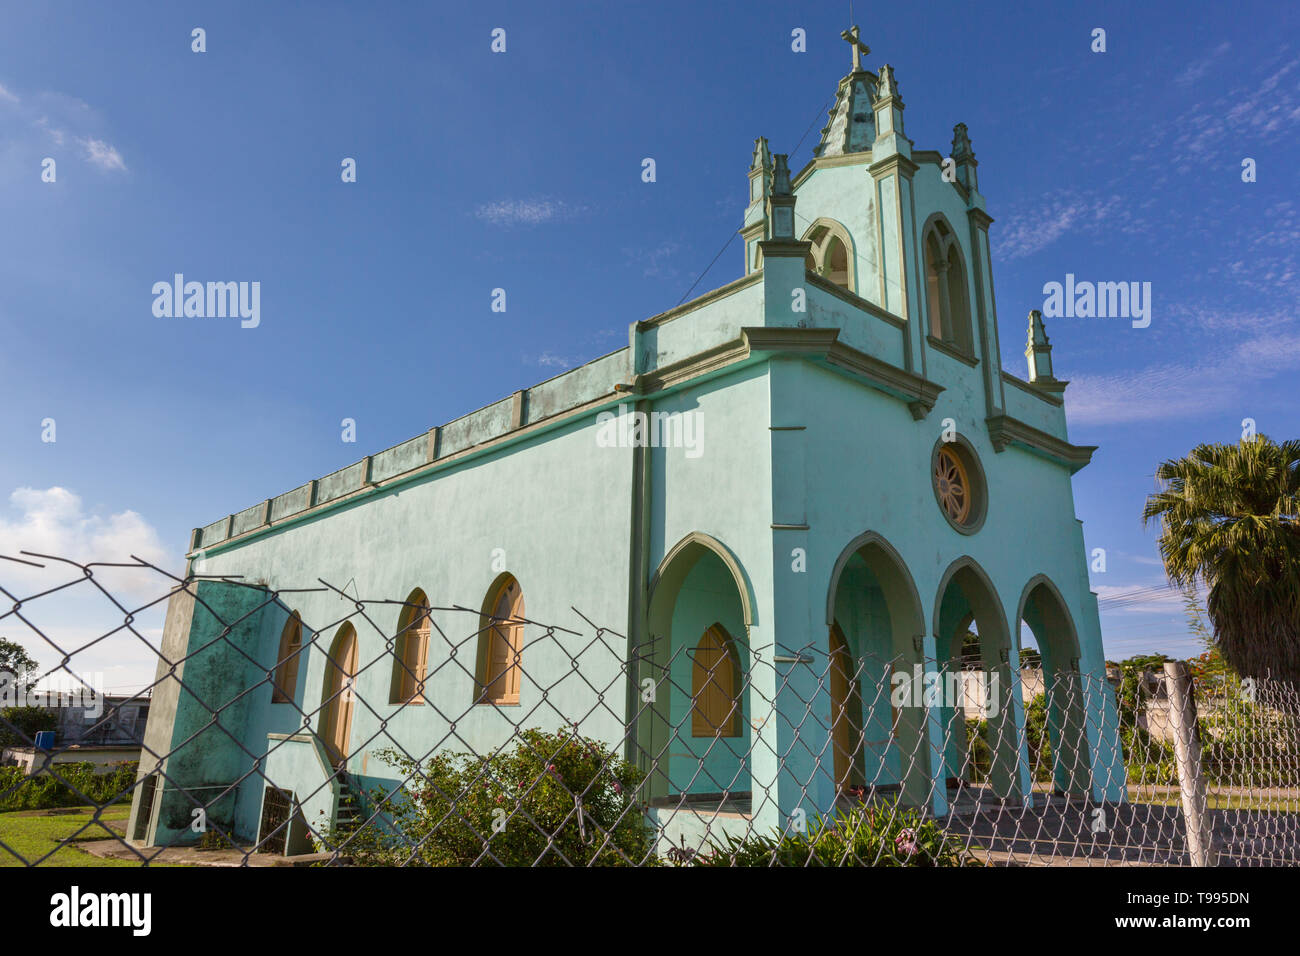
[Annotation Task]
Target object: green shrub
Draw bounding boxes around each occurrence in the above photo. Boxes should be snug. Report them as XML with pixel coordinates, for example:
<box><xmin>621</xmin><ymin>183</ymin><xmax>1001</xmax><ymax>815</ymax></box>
<box><xmin>1120</xmin><ymin>724</ymin><xmax>1176</xmax><ymax>785</ymax></box>
<box><xmin>0</xmin><ymin>761</ymin><xmax>138</xmax><ymax>812</ymax></box>
<box><xmin>331</xmin><ymin>729</ymin><xmax>650</xmax><ymax>866</ymax></box>
<box><xmin>964</xmin><ymin>717</ymin><xmax>991</xmax><ymax>782</ymax></box>
<box><xmin>1023</xmin><ymin>693</ymin><xmax>1054</xmax><ymax>782</ymax></box>
<box><xmin>691</xmin><ymin>799</ymin><xmax>978</xmax><ymax>867</ymax></box>
<box><xmin>1199</xmin><ymin>695</ymin><xmax>1299</xmax><ymax>786</ymax></box>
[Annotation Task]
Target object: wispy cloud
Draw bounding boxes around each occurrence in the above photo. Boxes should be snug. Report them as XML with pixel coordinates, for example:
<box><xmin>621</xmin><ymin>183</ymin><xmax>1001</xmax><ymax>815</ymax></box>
<box><xmin>0</xmin><ymin>82</ymin><xmax>128</xmax><ymax>176</ymax></box>
<box><xmin>993</xmin><ymin>193</ymin><xmax>1123</xmax><ymax>261</ymax></box>
<box><xmin>524</xmin><ymin>351</ymin><xmax>574</xmax><ymax>370</ymax></box>
<box><xmin>1150</xmin><ymin>55</ymin><xmax>1300</xmax><ymax>169</ymax></box>
<box><xmin>474</xmin><ymin>197</ymin><xmax>585</xmax><ymax>226</ymax></box>
<box><xmin>80</xmin><ymin>136</ymin><xmax>126</xmax><ymax>172</ymax></box>
<box><xmin>1066</xmin><ymin>327</ymin><xmax>1300</xmax><ymax>426</ymax></box>
<box><xmin>623</xmin><ymin>240</ymin><xmax>680</xmax><ymax>278</ymax></box>
<box><xmin>1175</xmin><ymin>41</ymin><xmax>1231</xmax><ymax>86</ymax></box>
<box><xmin>35</xmin><ymin>115</ymin><xmax>66</xmax><ymax>146</ymax></box>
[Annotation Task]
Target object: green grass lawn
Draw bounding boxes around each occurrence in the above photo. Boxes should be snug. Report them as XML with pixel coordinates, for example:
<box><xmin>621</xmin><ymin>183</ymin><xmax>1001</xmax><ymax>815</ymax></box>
<box><xmin>1127</xmin><ymin>791</ymin><xmax>1300</xmax><ymax>813</ymax></box>
<box><xmin>0</xmin><ymin>804</ymin><xmax>139</xmax><ymax>867</ymax></box>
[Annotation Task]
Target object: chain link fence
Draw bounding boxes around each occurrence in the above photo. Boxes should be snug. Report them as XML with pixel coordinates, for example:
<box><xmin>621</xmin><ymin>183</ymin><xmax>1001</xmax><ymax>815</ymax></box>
<box><xmin>2</xmin><ymin>553</ymin><xmax>1297</xmax><ymax>867</ymax></box>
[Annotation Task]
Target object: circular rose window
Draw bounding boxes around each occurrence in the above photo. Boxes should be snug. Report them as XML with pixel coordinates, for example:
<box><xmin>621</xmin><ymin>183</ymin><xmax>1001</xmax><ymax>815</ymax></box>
<box><xmin>934</xmin><ymin>447</ymin><xmax>970</xmax><ymax>523</ymax></box>
<box><xmin>931</xmin><ymin>438</ymin><xmax>987</xmax><ymax>534</ymax></box>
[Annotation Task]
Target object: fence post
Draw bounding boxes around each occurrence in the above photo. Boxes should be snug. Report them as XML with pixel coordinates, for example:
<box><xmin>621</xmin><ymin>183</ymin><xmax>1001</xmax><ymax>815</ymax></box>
<box><xmin>1162</xmin><ymin>661</ymin><xmax>1218</xmax><ymax>866</ymax></box>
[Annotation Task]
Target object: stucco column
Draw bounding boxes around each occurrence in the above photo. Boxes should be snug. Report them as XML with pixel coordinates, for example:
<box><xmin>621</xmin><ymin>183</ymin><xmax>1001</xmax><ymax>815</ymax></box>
<box><xmin>1080</xmin><ymin>594</ymin><xmax>1126</xmax><ymax>802</ymax></box>
<box><xmin>868</xmin><ymin>153</ymin><xmax>923</xmax><ymax>376</ymax></box>
<box><xmin>1071</xmin><ymin>521</ymin><xmax>1126</xmax><ymax>802</ymax></box>
<box><xmin>745</xmin><ymin>618</ymin><xmax>785</xmax><ymax>834</ymax></box>
<box><xmin>988</xmin><ymin>641</ymin><xmax>1033</xmax><ymax>806</ymax></box>
<box><xmin>762</xmin><ymin>357</ymin><xmax>829</xmax><ymax>829</ymax></box>
<box><xmin>765</xmin><ymin>551</ymin><xmax>831</xmax><ymax>830</ymax></box>
<box><xmin>759</xmin><ymin>238</ymin><xmax>813</xmax><ymax>329</ymax></box>
<box><xmin>915</xmin><ymin>632</ymin><xmax>951</xmax><ymax>817</ymax></box>
<box><xmin>966</xmin><ymin>208</ymin><xmax>1006</xmax><ymax>420</ymax></box>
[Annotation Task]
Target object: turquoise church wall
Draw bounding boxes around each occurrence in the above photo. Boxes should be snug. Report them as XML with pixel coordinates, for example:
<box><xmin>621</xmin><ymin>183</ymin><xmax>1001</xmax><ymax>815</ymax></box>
<box><xmin>132</xmin><ymin>42</ymin><xmax>1127</xmax><ymax>855</ymax></box>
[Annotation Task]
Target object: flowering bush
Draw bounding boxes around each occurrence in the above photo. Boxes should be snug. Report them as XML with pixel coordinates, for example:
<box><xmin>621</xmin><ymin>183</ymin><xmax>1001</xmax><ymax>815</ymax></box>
<box><xmin>689</xmin><ymin>799</ymin><xmax>977</xmax><ymax>867</ymax></box>
<box><xmin>337</xmin><ymin>728</ymin><xmax>650</xmax><ymax>866</ymax></box>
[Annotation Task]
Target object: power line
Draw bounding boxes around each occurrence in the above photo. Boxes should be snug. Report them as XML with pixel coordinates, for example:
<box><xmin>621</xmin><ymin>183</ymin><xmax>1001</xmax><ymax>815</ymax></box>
<box><xmin>675</xmin><ymin>96</ymin><xmax>835</xmax><ymax>307</ymax></box>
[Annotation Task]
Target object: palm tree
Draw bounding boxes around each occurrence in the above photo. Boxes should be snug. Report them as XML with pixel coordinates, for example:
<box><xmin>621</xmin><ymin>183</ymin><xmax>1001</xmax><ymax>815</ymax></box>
<box><xmin>1142</xmin><ymin>435</ymin><xmax>1300</xmax><ymax>684</ymax></box>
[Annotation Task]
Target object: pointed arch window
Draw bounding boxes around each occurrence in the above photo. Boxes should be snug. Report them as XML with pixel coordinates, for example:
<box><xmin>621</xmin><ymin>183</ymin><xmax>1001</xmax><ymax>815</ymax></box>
<box><xmin>801</xmin><ymin>219</ymin><xmax>855</xmax><ymax>293</ymax></box>
<box><xmin>271</xmin><ymin>612</ymin><xmax>303</xmax><ymax>704</ymax></box>
<box><xmin>391</xmin><ymin>589</ymin><xmax>430</xmax><ymax>705</ymax></box>
<box><xmin>691</xmin><ymin>624</ymin><xmax>742</xmax><ymax>737</ymax></box>
<box><xmin>476</xmin><ymin>576</ymin><xmax>524</xmax><ymax>705</ymax></box>
<box><xmin>923</xmin><ymin>219</ymin><xmax>974</xmax><ymax>356</ymax></box>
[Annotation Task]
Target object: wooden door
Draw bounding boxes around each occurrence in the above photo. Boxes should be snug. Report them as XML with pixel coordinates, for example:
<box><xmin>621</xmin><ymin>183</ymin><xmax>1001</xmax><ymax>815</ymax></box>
<box><xmin>829</xmin><ymin>621</ymin><xmax>865</xmax><ymax>793</ymax></box>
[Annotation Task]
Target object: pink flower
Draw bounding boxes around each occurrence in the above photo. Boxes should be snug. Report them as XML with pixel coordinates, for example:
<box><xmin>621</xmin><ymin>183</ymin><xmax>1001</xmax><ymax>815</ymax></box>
<box><xmin>895</xmin><ymin>828</ymin><xmax>918</xmax><ymax>857</ymax></box>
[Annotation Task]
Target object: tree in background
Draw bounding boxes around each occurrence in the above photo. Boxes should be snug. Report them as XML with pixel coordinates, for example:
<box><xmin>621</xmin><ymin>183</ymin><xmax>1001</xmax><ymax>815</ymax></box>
<box><xmin>0</xmin><ymin>638</ymin><xmax>39</xmax><ymax>691</ymax></box>
<box><xmin>1114</xmin><ymin>653</ymin><xmax>1173</xmax><ymax>720</ymax></box>
<box><xmin>1143</xmin><ymin>435</ymin><xmax>1300</xmax><ymax>684</ymax></box>
<box><xmin>0</xmin><ymin>637</ymin><xmax>52</xmax><ymax>747</ymax></box>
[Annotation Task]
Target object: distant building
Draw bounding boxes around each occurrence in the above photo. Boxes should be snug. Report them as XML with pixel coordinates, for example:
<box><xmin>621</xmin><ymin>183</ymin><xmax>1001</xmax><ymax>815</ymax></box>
<box><xmin>1</xmin><ymin>693</ymin><xmax>148</xmax><ymax>772</ymax></box>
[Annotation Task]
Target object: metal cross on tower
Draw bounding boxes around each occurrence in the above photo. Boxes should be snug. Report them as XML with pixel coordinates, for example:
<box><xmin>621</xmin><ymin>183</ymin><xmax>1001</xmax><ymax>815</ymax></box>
<box><xmin>840</xmin><ymin>24</ymin><xmax>871</xmax><ymax>72</ymax></box>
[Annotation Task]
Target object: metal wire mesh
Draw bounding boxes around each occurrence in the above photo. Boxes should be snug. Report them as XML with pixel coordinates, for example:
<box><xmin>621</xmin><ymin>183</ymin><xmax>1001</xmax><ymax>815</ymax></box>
<box><xmin>2</xmin><ymin>552</ymin><xmax>1297</xmax><ymax>867</ymax></box>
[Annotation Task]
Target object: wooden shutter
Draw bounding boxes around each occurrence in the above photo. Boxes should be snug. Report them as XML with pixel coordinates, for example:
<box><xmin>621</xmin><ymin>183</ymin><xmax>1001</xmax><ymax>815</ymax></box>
<box><xmin>412</xmin><ymin>611</ymin><xmax>429</xmax><ymax>702</ymax></box>
<box><xmin>273</xmin><ymin>615</ymin><xmax>302</xmax><ymax>703</ymax></box>
<box><xmin>692</xmin><ymin>625</ymin><xmax>739</xmax><ymax>737</ymax></box>
<box><xmin>484</xmin><ymin>581</ymin><xmax>522</xmax><ymax>704</ymax></box>
<box><xmin>394</xmin><ymin>597</ymin><xmax>430</xmax><ymax>704</ymax></box>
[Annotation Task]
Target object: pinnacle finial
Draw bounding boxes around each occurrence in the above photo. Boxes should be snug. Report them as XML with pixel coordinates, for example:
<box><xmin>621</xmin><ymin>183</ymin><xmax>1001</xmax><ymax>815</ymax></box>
<box><xmin>771</xmin><ymin>154</ymin><xmax>792</xmax><ymax>196</ymax></box>
<box><xmin>952</xmin><ymin>123</ymin><xmax>974</xmax><ymax>160</ymax></box>
<box><xmin>1027</xmin><ymin>309</ymin><xmax>1050</xmax><ymax>348</ymax></box>
<box><xmin>877</xmin><ymin>63</ymin><xmax>899</xmax><ymax>99</ymax></box>
<box><xmin>1025</xmin><ymin>310</ymin><xmax>1058</xmax><ymax>384</ymax></box>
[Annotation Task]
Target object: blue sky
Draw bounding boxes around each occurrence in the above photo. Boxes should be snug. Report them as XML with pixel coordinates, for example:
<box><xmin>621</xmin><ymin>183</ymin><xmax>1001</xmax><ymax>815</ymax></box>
<box><xmin>1</xmin><ymin>1</ymin><xmax>1297</xmax><ymax>689</ymax></box>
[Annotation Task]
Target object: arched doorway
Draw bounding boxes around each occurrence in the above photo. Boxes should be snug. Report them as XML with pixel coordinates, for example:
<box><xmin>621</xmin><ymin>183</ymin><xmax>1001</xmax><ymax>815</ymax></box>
<box><xmin>825</xmin><ymin>532</ymin><xmax>930</xmax><ymax>807</ymax></box>
<box><xmin>933</xmin><ymin>558</ymin><xmax>1022</xmax><ymax>802</ymax></box>
<box><xmin>1018</xmin><ymin>576</ymin><xmax>1091</xmax><ymax>796</ymax></box>
<box><xmin>321</xmin><ymin>623</ymin><xmax>358</xmax><ymax>768</ymax></box>
<box><xmin>935</xmin><ymin>612</ymin><xmax>983</xmax><ymax>787</ymax></box>
<box><xmin>643</xmin><ymin>533</ymin><xmax>753</xmax><ymax>805</ymax></box>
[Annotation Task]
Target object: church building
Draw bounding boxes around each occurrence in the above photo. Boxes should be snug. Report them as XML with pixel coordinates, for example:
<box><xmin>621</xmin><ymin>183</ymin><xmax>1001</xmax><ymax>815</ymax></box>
<box><xmin>129</xmin><ymin>28</ymin><xmax>1126</xmax><ymax>855</ymax></box>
